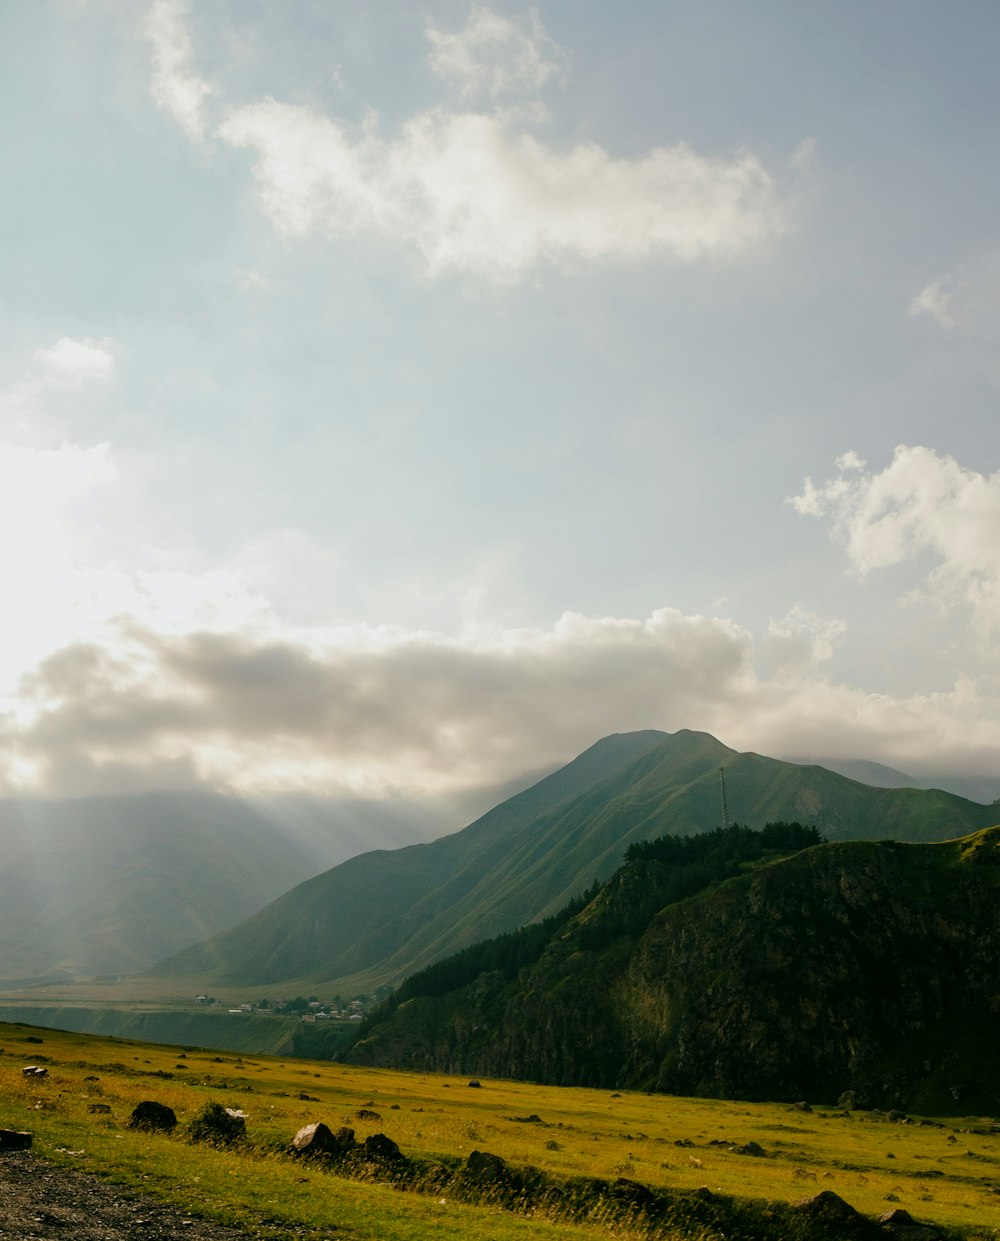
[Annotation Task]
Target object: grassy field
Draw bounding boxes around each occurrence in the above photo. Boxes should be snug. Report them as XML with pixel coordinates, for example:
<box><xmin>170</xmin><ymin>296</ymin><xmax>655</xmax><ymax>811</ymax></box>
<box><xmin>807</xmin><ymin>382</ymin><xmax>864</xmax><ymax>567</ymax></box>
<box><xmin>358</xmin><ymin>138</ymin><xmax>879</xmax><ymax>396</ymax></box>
<box><xmin>1</xmin><ymin>1020</ymin><xmax>998</xmax><ymax>1240</ymax></box>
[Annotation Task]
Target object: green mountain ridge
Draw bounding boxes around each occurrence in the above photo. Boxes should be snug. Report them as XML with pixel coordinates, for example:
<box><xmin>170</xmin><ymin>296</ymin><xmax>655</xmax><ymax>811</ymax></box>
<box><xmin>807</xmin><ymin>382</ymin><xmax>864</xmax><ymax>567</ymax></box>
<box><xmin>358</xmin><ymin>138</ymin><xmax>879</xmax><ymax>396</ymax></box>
<box><xmin>347</xmin><ymin>824</ymin><xmax>1000</xmax><ymax>1116</ymax></box>
<box><xmin>150</xmin><ymin>729</ymin><xmax>1000</xmax><ymax>995</ymax></box>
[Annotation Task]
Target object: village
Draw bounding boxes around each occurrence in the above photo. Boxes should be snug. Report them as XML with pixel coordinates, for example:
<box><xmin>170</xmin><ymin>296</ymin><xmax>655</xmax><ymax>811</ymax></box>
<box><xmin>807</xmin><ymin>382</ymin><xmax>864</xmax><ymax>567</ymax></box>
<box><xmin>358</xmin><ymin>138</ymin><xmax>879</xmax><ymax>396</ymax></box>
<box><xmin>192</xmin><ymin>990</ymin><xmax>390</xmax><ymax>1024</ymax></box>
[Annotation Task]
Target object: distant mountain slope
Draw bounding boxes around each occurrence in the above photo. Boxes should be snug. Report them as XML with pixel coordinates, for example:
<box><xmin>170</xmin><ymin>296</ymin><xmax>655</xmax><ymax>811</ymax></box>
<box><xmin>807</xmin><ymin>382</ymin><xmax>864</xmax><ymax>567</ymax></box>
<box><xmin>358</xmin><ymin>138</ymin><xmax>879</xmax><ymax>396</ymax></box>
<box><xmin>347</xmin><ymin>825</ymin><xmax>1000</xmax><ymax>1115</ymax></box>
<box><xmin>151</xmin><ymin>729</ymin><xmax>999</xmax><ymax>993</ymax></box>
<box><xmin>150</xmin><ymin>729</ymin><xmax>670</xmax><ymax>986</ymax></box>
<box><xmin>783</xmin><ymin>755</ymin><xmax>923</xmax><ymax>788</ymax></box>
<box><xmin>0</xmin><ymin>791</ymin><xmax>431</xmax><ymax>983</ymax></box>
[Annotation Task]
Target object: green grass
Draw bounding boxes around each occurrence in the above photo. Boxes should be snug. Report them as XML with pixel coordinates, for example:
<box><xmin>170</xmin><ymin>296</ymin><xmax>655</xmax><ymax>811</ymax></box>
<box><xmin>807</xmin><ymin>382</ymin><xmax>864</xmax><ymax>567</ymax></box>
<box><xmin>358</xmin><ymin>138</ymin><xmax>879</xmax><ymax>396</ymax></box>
<box><xmin>2</xmin><ymin>1021</ymin><xmax>999</xmax><ymax>1240</ymax></box>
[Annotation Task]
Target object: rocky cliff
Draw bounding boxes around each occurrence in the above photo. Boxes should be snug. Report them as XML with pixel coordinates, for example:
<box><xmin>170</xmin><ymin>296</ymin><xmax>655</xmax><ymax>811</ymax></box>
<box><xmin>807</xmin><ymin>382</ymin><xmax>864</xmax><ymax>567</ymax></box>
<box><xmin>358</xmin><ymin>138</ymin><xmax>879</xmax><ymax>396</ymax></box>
<box><xmin>347</xmin><ymin>827</ymin><xmax>1000</xmax><ymax>1113</ymax></box>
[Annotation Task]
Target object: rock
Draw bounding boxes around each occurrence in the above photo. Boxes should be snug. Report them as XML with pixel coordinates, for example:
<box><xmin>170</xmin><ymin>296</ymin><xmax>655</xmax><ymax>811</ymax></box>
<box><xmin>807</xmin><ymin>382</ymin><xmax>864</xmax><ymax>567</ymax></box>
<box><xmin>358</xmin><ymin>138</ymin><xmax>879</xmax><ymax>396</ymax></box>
<box><xmin>467</xmin><ymin>1079</ymin><xmax>482</xmax><ymax>1088</ymax></box>
<box><xmin>292</xmin><ymin>1122</ymin><xmax>339</xmax><ymax>1156</ymax></box>
<box><xmin>611</xmin><ymin>1177</ymin><xmax>656</xmax><ymax>1207</ymax></box>
<box><xmin>363</xmin><ymin>1132</ymin><xmax>403</xmax><ymax>1161</ymax></box>
<box><xmin>790</xmin><ymin>1100</ymin><xmax>813</xmax><ymax>1112</ymax></box>
<box><xmin>732</xmin><ymin>1141</ymin><xmax>767</xmax><ymax>1157</ymax></box>
<box><xmin>0</xmin><ymin>1129</ymin><xmax>32</xmax><ymax>1150</ymax></box>
<box><xmin>188</xmin><ymin>1101</ymin><xmax>245</xmax><ymax>1145</ymax></box>
<box><xmin>508</xmin><ymin>1113</ymin><xmax>544</xmax><ymax>1124</ymax></box>
<box><xmin>87</xmin><ymin>1104</ymin><xmax>112</xmax><ymax>1115</ymax></box>
<box><xmin>887</xmin><ymin>1110</ymin><xmax>908</xmax><ymax>1123</ymax></box>
<box><xmin>878</xmin><ymin>1208</ymin><xmax>943</xmax><ymax>1238</ymax></box>
<box><xmin>356</xmin><ymin>1108</ymin><xmax>381</xmax><ymax>1120</ymax></box>
<box><xmin>792</xmin><ymin>1190</ymin><xmax>867</xmax><ymax>1231</ymax></box>
<box><xmin>291</xmin><ymin>1122</ymin><xmax>357</xmax><ymax>1158</ymax></box>
<box><xmin>128</xmin><ymin>1101</ymin><xmax>177</xmax><ymax>1133</ymax></box>
<box><xmin>465</xmin><ymin>1150</ymin><xmax>508</xmax><ymax>1183</ymax></box>
<box><xmin>838</xmin><ymin>1090</ymin><xmax>860</xmax><ymax>1110</ymax></box>
<box><xmin>21</xmin><ymin>1066</ymin><xmax>47</xmax><ymax>1078</ymax></box>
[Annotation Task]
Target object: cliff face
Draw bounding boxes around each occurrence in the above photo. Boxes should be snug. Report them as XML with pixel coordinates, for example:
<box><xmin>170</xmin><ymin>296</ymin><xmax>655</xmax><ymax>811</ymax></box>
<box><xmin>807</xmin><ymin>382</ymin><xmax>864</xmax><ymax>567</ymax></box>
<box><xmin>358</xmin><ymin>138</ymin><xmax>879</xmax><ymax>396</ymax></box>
<box><xmin>347</xmin><ymin>829</ymin><xmax>1000</xmax><ymax>1112</ymax></box>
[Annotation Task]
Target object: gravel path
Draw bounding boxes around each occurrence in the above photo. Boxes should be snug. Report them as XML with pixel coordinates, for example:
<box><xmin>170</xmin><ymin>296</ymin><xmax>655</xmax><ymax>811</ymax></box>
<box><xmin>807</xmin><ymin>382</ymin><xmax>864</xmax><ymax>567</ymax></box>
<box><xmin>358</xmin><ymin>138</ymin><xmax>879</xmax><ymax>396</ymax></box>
<box><xmin>0</xmin><ymin>1151</ymin><xmax>259</xmax><ymax>1240</ymax></box>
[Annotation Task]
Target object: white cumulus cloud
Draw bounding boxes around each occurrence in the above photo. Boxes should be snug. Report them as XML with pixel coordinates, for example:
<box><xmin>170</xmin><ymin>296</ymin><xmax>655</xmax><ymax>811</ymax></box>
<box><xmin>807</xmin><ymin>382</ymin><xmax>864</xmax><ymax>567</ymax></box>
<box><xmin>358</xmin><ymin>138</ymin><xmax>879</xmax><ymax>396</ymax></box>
<box><xmin>791</xmin><ymin>445</ymin><xmax>1000</xmax><ymax>637</ymax></box>
<box><xmin>142</xmin><ymin>2</ymin><xmax>786</xmax><ymax>282</ymax></box>
<box><xmin>219</xmin><ymin>99</ymin><xmax>784</xmax><ymax>282</ymax></box>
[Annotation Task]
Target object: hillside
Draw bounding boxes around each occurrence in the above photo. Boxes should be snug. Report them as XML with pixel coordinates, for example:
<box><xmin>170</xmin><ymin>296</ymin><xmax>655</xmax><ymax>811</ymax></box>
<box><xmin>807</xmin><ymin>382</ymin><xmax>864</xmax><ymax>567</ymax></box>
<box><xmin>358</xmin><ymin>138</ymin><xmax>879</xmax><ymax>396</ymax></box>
<box><xmin>150</xmin><ymin>728</ymin><xmax>999</xmax><ymax>994</ymax></box>
<box><xmin>0</xmin><ymin>791</ymin><xmax>432</xmax><ymax>983</ymax></box>
<box><xmin>7</xmin><ymin>1020</ymin><xmax>998</xmax><ymax>1240</ymax></box>
<box><xmin>347</xmin><ymin>825</ymin><xmax>1000</xmax><ymax>1115</ymax></box>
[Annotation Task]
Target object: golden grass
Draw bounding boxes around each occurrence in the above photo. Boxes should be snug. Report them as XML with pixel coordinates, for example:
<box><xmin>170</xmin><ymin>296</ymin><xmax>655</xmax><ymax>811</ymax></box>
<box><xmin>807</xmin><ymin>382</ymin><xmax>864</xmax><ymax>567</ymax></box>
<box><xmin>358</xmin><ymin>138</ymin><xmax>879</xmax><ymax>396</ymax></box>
<box><xmin>1</xmin><ymin>1021</ymin><xmax>998</xmax><ymax>1240</ymax></box>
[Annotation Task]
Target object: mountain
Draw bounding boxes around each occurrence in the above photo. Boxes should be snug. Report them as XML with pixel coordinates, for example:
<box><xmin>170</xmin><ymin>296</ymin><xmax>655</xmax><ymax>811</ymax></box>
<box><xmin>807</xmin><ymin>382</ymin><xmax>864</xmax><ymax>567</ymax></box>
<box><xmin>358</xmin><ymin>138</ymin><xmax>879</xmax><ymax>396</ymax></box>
<box><xmin>347</xmin><ymin>824</ymin><xmax>1000</xmax><ymax>1115</ymax></box>
<box><xmin>782</xmin><ymin>755</ymin><xmax>923</xmax><ymax>789</ymax></box>
<box><xmin>150</xmin><ymin>728</ymin><xmax>999</xmax><ymax>993</ymax></box>
<box><xmin>0</xmin><ymin>790</ymin><xmax>435</xmax><ymax>983</ymax></box>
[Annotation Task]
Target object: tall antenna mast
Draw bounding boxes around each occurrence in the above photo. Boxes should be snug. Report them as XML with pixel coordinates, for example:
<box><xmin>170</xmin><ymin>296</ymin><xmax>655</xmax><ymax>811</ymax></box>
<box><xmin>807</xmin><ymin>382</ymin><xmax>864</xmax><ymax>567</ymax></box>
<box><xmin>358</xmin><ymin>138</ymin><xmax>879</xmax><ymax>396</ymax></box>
<box><xmin>719</xmin><ymin>767</ymin><xmax>729</xmax><ymax>829</ymax></box>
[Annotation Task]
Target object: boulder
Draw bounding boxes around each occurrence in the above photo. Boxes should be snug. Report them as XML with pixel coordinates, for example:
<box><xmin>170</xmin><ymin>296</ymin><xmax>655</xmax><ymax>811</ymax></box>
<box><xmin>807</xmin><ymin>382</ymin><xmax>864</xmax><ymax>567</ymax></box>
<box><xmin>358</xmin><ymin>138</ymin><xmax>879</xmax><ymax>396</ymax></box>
<box><xmin>611</xmin><ymin>1177</ymin><xmax>656</xmax><ymax>1208</ymax></box>
<box><xmin>732</xmin><ymin>1141</ymin><xmax>767</xmax><ymax>1157</ymax></box>
<box><xmin>0</xmin><ymin>1129</ymin><xmax>32</xmax><ymax>1150</ymax></box>
<box><xmin>21</xmin><ymin>1066</ymin><xmax>47</xmax><ymax>1078</ymax></box>
<box><xmin>878</xmin><ymin>1209</ymin><xmax>943</xmax><ymax>1239</ymax></box>
<box><xmin>128</xmin><ymin>1101</ymin><xmax>177</xmax><ymax>1132</ymax></box>
<box><xmin>838</xmin><ymin>1090</ymin><xmax>860</xmax><ymax>1110</ymax></box>
<box><xmin>792</xmin><ymin>1190</ymin><xmax>868</xmax><ymax>1233</ymax></box>
<box><xmin>363</xmin><ymin>1132</ymin><xmax>403</xmax><ymax>1161</ymax></box>
<box><xmin>188</xmin><ymin>1101</ymin><xmax>245</xmax><ymax>1145</ymax></box>
<box><xmin>291</xmin><ymin>1122</ymin><xmax>356</xmax><ymax>1157</ymax></box>
<box><xmin>465</xmin><ymin>1150</ymin><xmax>509</xmax><ymax>1183</ymax></box>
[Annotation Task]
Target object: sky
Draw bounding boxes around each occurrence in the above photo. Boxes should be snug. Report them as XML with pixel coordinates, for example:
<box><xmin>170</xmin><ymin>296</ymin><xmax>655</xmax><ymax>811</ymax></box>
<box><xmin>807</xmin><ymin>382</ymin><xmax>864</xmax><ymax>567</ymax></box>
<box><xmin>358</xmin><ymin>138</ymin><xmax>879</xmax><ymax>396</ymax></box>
<box><xmin>1</xmin><ymin>0</ymin><xmax>1000</xmax><ymax>808</ymax></box>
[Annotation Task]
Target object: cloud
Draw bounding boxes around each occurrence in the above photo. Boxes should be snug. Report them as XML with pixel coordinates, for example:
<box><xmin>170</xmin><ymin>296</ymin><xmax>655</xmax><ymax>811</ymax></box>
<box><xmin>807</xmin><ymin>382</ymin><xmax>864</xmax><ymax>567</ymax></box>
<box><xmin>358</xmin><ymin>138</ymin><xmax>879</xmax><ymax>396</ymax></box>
<box><xmin>426</xmin><ymin>6</ymin><xmax>568</xmax><ymax>100</ymax></box>
<box><xmin>791</xmin><ymin>445</ymin><xmax>1000</xmax><ymax>637</ymax></box>
<box><xmin>5</xmin><ymin>597</ymin><xmax>1000</xmax><ymax>801</ymax></box>
<box><xmin>1</xmin><ymin>608</ymin><xmax>753</xmax><ymax>797</ymax></box>
<box><xmin>908</xmin><ymin>279</ymin><xmax>957</xmax><ymax>329</ymax></box>
<box><xmin>764</xmin><ymin>606</ymin><xmax>846</xmax><ymax>674</ymax></box>
<box><xmin>141</xmin><ymin>2</ymin><xmax>786</xmax><ymax>281</ymax></box>
<box><xmin>32</xmin><ymin>337</ymin><xmax>116</xmax><ymax>386</ymax></box>
<box><xmin>145</xmin><ymin>0</ymin><xmax>217</xmax><ymax>141</ymax></box>
<box><xmin>908</xmin><ymin>254</ymin><xmax>1000</xmax><ymax>338</ymax></box>
<box><xmin>218</xmin><ymin>99</ymin><xmax>784</xmax><ymax>282</ymax></box>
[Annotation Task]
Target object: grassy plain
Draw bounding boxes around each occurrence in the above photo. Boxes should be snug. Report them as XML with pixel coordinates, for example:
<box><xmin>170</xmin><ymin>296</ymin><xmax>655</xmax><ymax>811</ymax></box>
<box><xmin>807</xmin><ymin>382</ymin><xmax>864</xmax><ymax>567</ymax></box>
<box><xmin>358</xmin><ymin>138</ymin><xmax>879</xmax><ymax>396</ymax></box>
<box><xmin>1</xmin><ymin>1021</ymin><xmax>998</xmax><ymax>1240</ymax></box>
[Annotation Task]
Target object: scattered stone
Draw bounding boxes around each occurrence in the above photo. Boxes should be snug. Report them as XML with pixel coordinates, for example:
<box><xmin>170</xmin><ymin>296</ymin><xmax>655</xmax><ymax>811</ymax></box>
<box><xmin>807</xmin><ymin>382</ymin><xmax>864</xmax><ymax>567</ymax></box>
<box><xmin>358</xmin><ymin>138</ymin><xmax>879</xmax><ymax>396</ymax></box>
<box><xmin>611</xmin><ymin>1177</ymin><xmax>656</xmax><ymax>1207</ymax></box>
<box><xmin>356</xmin><ymin>1108</ymin><xmax>381</xmax><ymax>1120</ymax></box>
<box><xmin>21</xmin><ymin>1066</ymin><xmax>47</xmax><ymax>1078</ymax></box>
<box><xmin>838</xmin><ymin>1090</ymin><xmax>860</xmax><ymax>1110</ymax></box>
<box><xmin>878</xmin><ymin>1207</ymin><xmax>943</xmax><ymax>1238</ymax></box>
<box><xmin>467</xmin><ymin>1079</ymin><xmax>482</xmax><ymax>1088</ymax></box>
<box><xmin>790</xmin><ymin>1100</ymin><xmax>813</xmax><ymax>1112</ymax></box>
<box><xmin>87</xmin><ymin>1103</ymin><xmax>112</xmax><ymax>1115</ymax></box>
<box><xmin>0</xmin><ymin>1130</ymin><xmax>32</xmax><ymax>1150</ymax></box>
<box><xmin>888</xmin><ymin>1110</ymin><xmax>908</xmax><ymax>1123</ymax></box>
<box><xmin>792</xmin><ymin>1190</ymin><xmax>867</xmax><ymax>1232</ymax></box>
<box><xmin>732</xmin><ymin>1141</ymin><xmax>767</xmax><ymax>1157</ymax></box>
<box><xmin>298</xmin><ymin>1092</ymin><xmax>319</xmax><ymax>1102</ymax></box>
<box><xmin>291</xmin><ymin>1122</ymin><xmax>357</xmax><ymax>1158</ymax></box>
<box><xmin>465</xmin><ymin>1150</ymin><xmax>508</xmax><ymax>1183</ymax></box>
<box><xmin>508</xmin><ymin>1114</ymin><xmax>545</xmax><ymax>1124</ymax></box>
<box><xmin>128</xmin><ymin>1101</ymin><xmax>177</xmax><ymax>1133</ymax></box>
<box><xmin>188</xmin><ymin>1101</ymin><xmax>245</xmax><ymax>1145</ymax></box>
<box><xmin>363</xmin><ymin>1132</ymin><xmax>403</xmax><ymax>1162</ymax></box>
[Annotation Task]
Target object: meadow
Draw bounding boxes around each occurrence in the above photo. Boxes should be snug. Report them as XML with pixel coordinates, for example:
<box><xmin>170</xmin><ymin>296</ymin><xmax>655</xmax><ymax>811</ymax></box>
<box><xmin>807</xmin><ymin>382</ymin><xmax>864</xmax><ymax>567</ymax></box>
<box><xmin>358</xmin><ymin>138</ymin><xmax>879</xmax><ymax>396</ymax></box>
<box><xmin>1</xmin><ymin>1020</ymin><xmax>998</xmax><ymax>1240</ymax></box>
